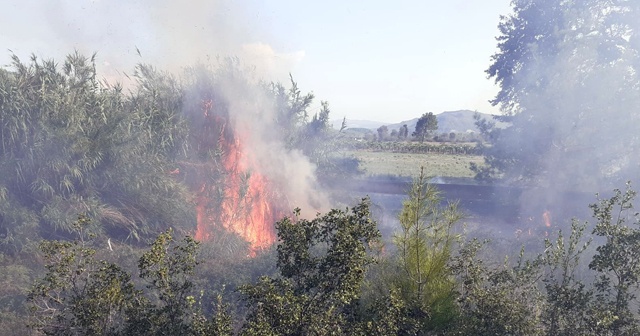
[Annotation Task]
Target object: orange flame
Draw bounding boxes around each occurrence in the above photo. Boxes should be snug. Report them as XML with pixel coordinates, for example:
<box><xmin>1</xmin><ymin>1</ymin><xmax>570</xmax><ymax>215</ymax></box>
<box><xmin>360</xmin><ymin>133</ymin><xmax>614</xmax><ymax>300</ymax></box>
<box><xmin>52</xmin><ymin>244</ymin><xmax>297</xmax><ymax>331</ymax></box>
<box><xmin>191</xmin><ymin>99</ymin><xmax>281</xmax><ymax>252</ymax></box>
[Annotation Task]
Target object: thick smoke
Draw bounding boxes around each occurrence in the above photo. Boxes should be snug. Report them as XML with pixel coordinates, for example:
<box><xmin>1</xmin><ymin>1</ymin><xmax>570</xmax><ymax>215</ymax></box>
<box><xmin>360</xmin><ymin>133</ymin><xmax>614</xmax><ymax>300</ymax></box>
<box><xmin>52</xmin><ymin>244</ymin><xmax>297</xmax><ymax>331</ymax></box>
<box><xmin>492</xmin><ymin>1</ymin><xmax>640</xmax><ymax>220</ymax></box>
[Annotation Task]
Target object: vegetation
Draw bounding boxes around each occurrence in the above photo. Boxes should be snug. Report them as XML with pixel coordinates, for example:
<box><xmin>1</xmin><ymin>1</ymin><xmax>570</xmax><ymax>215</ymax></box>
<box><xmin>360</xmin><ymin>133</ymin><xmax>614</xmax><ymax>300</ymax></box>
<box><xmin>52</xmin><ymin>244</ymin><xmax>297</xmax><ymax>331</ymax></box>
<box><xmin>0</xmin><ymin>53</ymin><xmax>193</xmax><ymax>249</ymax></box>
<box><xmin>21</xmin><ymin>167</ymin><xmax>640</xmax><ymax>336</ymax></box>
<box><xmin>346</xmin><ymin>151</ymin><xmax>483</xmax><ymax>178</ymax></box>
<box><xmin>2</xmin><ymin>0</ymin><xmax>639</xmax><ymax>329</ymax></box>
<box><xmin>28</xmin><ymin>216</ymin><xmax>232</xmax><ymax>336</ymax></box>
<box><xmin>392</xmin><ymin>168</ymin><xmax>462</xmax><ymax>332</ymax></box>
<box><xmin>474</xmin><ymin>0</ymin><xmax>640</xmax><ymax>185</ymax></box>
<box><xmin>345</xmin><ymin>140</ymin><xmax>481</xmax><ymax>155</ymax></box>
<box><xmin>0</xmin><ymin>52</ymin><xmax>356</xmax><ymax>335</ymax></box>
<box><xmin>239</xmin><ymin>199</ymin><xmax>380</xmax><ymax>335</ymax></box>
<box><xmin>412</xmin><ymin>112</ymin><xmax>438</xmax><ymax>143</ymax></box>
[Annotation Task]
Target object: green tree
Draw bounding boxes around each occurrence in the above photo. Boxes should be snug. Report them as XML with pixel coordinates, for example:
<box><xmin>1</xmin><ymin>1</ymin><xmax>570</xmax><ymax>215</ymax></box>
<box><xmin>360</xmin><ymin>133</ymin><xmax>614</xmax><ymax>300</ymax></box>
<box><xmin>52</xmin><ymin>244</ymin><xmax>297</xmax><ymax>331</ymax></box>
<box><xmin>476</xmin><ymin>0</ymin><xmax>640</xmax><ymax>185</ymax></box>
<box><xmin>412</xmin><ymin>113</ymin><xmax>438</xmax><ymax>142</ymax></box>
<box><xmin>393</xmin><ymin>167</ymin><xmax>462</xmax><ymax>332</ymax></box>
<box><xmin>28</xmin><ymin>215</ymin><xmax>145</xmax><ymax>335</ymax></box>
<box><xmin>487</xmin><ymin>0</ymin><xmax>566</xmax><ymax>115</ymax></box>
<box><xmin>239</xmin><ymin>199</ymin><xmax>381</xmax><ymax>335</ymax></box>
<box><xmin>588</xmin><ymin>183</ymin><xmax>640</xmax><ymax>335</ymax></box>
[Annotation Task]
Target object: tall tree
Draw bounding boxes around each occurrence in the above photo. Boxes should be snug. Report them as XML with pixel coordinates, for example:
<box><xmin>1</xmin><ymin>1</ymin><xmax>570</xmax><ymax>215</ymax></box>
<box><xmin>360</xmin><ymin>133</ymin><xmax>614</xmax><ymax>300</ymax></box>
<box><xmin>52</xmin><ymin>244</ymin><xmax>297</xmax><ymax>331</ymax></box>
<box><xmin>412</xmin><ymin>113</ymin><xmax>438</xmax><ymax>142</ymax></box>
<box><xmin>377</xmin><ymin>125</ymin><xmax>389</xmax><ymax>141</ymax></box>
<box><xmin>400</xmin><ymin>124</ymin><xmax>409</xmax><ymax>139</ymax></box>
<box><xmin>476</xmin><ymin>0</ymin><xmax>640</xmax><ymax>187</ymax></box>
<box><xmin>393</xmin><ymin>167</ymin><xmax>462</xmax><ymax>332</ymax></box>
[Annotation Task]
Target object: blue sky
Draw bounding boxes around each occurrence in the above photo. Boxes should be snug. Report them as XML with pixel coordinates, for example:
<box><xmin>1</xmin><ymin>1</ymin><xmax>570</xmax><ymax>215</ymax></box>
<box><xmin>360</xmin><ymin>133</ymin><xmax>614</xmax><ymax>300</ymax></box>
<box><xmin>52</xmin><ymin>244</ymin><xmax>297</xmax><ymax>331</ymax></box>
<box><xmin>0</xmin><ymin>0</ymin><xmax>511</xmax><ymax>123</ymax></box>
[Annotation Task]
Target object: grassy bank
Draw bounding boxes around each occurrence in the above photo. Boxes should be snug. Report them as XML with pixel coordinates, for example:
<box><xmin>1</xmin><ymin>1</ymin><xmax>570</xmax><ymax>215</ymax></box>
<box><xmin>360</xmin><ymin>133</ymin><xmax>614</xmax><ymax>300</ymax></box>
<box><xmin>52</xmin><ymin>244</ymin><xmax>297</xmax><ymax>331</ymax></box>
<box><xmin>343</xmin><ymin>150</ymin><xmax>484</xmax><ymax>178</ymax></box>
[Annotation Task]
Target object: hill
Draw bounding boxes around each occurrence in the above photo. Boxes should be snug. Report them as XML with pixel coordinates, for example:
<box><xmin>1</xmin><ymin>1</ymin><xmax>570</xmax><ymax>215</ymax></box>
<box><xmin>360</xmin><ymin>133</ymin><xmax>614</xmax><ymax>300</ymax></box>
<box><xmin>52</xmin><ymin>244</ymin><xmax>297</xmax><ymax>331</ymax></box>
<box><xmin>387</xmin><ymin>110</ymin><xmax>503</xmax><ymax>134</ymax></box>
<box><xmin>333</xmin><ymin>110</ymin><xmax>505</xmax><ymax>134</ymax></box>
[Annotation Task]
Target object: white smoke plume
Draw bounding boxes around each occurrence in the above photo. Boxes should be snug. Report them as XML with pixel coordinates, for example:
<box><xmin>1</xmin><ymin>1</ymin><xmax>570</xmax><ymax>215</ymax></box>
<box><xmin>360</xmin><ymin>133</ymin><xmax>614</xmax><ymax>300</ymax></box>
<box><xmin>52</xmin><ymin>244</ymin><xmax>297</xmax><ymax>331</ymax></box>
<box><xmin>197</xmin><ymin>63</ymin><xmax>332</xmax><ymax>216</ymax></box>
<box><xmin>2</xmin><ymin>0</ymin><xmax>304</xmax><ymax>85</ymax></box>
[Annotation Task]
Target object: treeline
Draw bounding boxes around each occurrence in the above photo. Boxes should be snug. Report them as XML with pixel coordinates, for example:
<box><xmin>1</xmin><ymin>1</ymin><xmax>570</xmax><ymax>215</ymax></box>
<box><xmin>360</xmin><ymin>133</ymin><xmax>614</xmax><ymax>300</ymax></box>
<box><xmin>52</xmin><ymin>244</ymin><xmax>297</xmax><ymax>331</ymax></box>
<box><xmin>345</xmin><ymin>141</ymin><xmax>481</xmax><ymax>156</ymax></box>
<box><xmin>24</xmin><ymin>173</ymin><xmax>640</xmax><ymax>336</ymax></box>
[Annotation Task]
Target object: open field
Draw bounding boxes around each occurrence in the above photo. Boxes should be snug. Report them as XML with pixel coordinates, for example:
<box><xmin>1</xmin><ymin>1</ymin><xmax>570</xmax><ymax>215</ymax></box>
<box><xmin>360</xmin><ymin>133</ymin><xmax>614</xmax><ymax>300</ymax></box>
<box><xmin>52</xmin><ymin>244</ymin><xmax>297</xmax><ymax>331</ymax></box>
<box><xmin>343</xmin><ymin>150</ymin><xmax>484</xmax><ymax>178</ymax></box>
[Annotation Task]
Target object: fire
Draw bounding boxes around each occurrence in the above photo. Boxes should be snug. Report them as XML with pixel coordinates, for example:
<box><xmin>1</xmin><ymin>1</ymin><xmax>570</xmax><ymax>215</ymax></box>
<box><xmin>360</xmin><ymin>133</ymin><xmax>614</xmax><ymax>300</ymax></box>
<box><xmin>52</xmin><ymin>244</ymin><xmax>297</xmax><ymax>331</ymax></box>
<box><xmin>543</xmin><ymin>210</ymin><xmax>552</xmax><ymax>227</ymax></box>
<box><xmin>190</xmin><ymin>99</ymin><xmax>281</xmax><ymax>252</ymax></box>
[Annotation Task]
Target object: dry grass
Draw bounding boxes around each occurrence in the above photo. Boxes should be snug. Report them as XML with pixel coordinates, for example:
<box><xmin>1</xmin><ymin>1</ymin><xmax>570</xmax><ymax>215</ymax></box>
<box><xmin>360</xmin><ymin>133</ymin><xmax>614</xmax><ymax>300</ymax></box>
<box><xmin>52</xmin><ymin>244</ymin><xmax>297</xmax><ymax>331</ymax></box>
<box><xmin>343</xmin><ymin>150</ymin><xmax>484</xmax><ymax>178</ymax></box>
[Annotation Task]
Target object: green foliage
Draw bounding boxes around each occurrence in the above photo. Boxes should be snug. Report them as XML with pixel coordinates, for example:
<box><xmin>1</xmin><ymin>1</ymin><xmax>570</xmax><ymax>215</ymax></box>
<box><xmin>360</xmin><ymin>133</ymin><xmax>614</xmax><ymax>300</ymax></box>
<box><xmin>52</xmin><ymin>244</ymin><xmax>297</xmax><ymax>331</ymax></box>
<box><xmin>28</xmin><ymin>215</ymin><xmax>145</xmax><ymax>335</ymax></box>
<box><xmin>0</xmin><ymin>53</ymin><xmax>192</xmax><ymax>249</ymax></box>
<box><xmin>541</xmin><ymin>220</ymin><xmax>593</xmax><ymax>336</ymax></box>
<box><xmin>393</xmin><ymin>167</ymin><xmax>462</xmax><ymax>332</ymax></box>
<box><xmin>448</xmin><ymin>183</ymin><xmax>640</xmax><ymax>335</ymax></box>
<box><xmin>346</xmin><ymin>140</ymin><xmax>480</xmax><ymax>155</ymax></box>
<box><xmin>412</xmin><ymin>112</ymin><xmax>438</xmax><ymax>143</ymax></box>
<box><xmin>28</xmin><ymin>216</ymin><xmax>232</xmax><ymax>336</ymax></box>
<box><xmin>269</xmin><ymin>75</ymin><xmax>354</xmax><ymax>182</ymax></box>
<box><xmin>239</xmin><ymin>199</ymin><xmax>381</xmax><ymax>335</ymax></box>
<box><xmin>588</xmin><ymin>183</ymin><xmax>640</xmax><ymax>335</ymax></box>
<box><xmin>355</xmin><ymin>288</ymin><xmax>406</xmax><ymax>335</ymax></box>
<box><xmin>449</xmin><ymin>239</ymin><xmax>544</xmax><ymax>335</ymax></box>
<box><xmin>487</xmin><ymin>0</ymin><xmax>565</xmax><ymax>115</ymax></box>
<box><xmin>135</xmin><ymin>229</ymin><xmax>201</xmax><ymax>335</ymax></box>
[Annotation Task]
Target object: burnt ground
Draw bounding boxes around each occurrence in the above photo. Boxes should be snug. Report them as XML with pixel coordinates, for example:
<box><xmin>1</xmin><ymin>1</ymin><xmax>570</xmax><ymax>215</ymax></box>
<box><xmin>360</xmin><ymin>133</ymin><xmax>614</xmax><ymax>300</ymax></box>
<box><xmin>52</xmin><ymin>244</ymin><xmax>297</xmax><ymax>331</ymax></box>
<box><xmin>336</xmin><ymin>177</ymin><xmax>597</xmax><ymax>252</ymax></box>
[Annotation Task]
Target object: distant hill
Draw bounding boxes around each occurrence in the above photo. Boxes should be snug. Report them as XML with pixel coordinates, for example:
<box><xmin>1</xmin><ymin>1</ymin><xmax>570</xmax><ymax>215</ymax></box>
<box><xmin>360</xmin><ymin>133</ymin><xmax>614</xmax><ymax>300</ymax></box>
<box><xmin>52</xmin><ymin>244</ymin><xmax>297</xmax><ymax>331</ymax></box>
<box><xmin>333</xmin><ymin>110</ymin><xmax>506</xmax><ymax>134</ymax></box>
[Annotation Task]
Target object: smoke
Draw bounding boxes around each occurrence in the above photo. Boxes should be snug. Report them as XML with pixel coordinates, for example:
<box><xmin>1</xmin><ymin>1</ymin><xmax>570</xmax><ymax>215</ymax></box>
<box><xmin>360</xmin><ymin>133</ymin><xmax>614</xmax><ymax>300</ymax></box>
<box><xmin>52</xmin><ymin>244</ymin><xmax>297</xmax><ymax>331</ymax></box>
<box><xmin>2</xmin><ymin>0</ymin><xmax>304</xmax><ymax>84</ymax></box>
<box><xmin>492</xmin><ymin>1</ymin><xmax>640</xmax><ymax>220</ymax></box>
<box><xmin>1</xmin><ymin>1</ymin><xmax>331</xmax><ymax>243</ymax></box>
<box><xmin>196</xmin><ymin>62</ymin><xmax>331</xmax><ymax>216</ymax></box>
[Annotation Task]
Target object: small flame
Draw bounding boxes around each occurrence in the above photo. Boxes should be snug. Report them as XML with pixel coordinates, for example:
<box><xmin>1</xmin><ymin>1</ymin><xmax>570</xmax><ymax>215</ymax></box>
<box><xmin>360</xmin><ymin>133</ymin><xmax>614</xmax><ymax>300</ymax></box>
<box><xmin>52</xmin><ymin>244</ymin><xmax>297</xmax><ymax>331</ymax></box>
<box><xmin>543</xmin><ymin>210</ymin><xmax>552</xmax><ymax>227</ymax></box>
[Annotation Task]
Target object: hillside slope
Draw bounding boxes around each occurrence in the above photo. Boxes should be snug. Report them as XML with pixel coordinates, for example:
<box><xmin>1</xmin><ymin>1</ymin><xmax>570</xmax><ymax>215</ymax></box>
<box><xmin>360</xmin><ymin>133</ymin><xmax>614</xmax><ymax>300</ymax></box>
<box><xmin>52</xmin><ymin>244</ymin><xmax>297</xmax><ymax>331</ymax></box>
<box><xmin>333</xmin><ymin>110</ymin><xmax>505</xmax><ymax>134</ymax></box>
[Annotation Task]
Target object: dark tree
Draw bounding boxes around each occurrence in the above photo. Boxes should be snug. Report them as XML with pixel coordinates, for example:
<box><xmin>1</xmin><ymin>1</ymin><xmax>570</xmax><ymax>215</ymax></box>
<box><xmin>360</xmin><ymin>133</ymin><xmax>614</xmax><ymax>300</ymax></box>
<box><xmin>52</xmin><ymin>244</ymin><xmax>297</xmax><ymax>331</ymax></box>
<box><xmin>377</xmin><ymin>125</ymin><xmax>389</xmax><ymax>141</ymax></box>
<box><xmin>412</xmin><ymin>113</ymin><xmax>438</xmax><ymax>142</ymax></box>
<box><xmin>400</xmin><ymin>124</ymin><xmax>409</xmax><ymax>139</ymax></box>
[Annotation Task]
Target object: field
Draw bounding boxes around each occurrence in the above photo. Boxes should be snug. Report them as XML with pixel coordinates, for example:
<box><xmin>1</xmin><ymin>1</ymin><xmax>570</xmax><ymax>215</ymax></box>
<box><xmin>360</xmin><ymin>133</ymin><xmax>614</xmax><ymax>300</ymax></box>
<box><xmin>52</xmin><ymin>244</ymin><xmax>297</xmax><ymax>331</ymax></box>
<box><xmin>343</xmin><ymin>150</ymin><xmax>484</xmax><ymax>178</ymax></box>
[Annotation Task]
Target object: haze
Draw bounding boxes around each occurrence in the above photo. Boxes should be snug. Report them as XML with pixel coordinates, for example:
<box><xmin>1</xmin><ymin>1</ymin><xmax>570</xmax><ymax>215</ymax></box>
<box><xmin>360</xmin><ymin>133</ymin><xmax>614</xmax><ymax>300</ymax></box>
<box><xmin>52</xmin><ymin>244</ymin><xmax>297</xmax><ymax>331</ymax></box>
<box><xmin>0</xmin><ymin>0</ymin><xmax>510</xmax><ymax>123</ymax></box>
